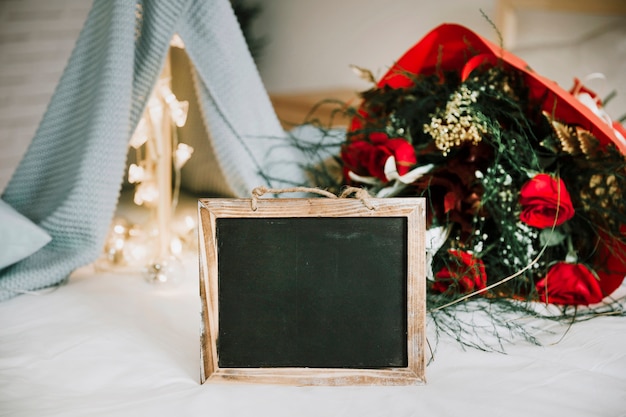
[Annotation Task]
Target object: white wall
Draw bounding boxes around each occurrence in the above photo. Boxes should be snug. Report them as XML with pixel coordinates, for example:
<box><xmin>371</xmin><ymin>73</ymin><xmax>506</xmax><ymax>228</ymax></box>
<box><xmin>512</xmin><ymin>9</ymin><xmax>626</xmax><ymax>118</ymax></box>
<box><xmin>255</xmin><ymin>0</ymin><xmax>496</xmax><ymax>93</ymax></box>
<box><xmin>0</xmin><ymin>0</ymin><xmax>91</xmax><ymax>193</ymax></box>
<box><xmin>254</xmin><ymin>0</ymin><xmax>626</xmax><ymax>119</ymax></box>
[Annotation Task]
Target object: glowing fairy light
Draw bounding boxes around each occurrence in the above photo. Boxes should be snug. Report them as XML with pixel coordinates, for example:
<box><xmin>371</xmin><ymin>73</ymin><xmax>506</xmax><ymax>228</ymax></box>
<box><xmin>170</xmin><ymin>100</ymin><xmax>189</xmax><ymax>127</ymax></box>
<box><xmin>170</xmin><ymin>236</ymin><xmax>183</xmax><ymax>256</ymax></box>
<box><xmin>133</xmin><ymin>182</ymin><xmax>158</xmax><ymax>206</ymax></box>
<box><xmin>128</xmin><ymin>163</ymin><xmax>146</xmax><ymax>184</ymax></box>
<box><xmin>129</xmin><ymin>118</ymin><xmax>150</xmax><ymax>149</ymax></box>
<box><xmin>174</xmin><ymin>143</ymin><xmax>194</xmax><ymax>169</ymax></box>
<box><xmin>112</xmin><ymin>222</ymin><xmax>127</xmax><ymax>235</ymax></box>
<box><xmin>184</xmin><ymin>215</ymin><xmax>196</xmax><ymax>231</ymax></box>
<box><xmin>159</xmin><ymin>82</ymin><xmax>189</xmax><ymax>127</ymax></box>
<box><xmin>99</xmin><ymin>41</ymin><xmax>193</xmax><ymax>286</ymax></box>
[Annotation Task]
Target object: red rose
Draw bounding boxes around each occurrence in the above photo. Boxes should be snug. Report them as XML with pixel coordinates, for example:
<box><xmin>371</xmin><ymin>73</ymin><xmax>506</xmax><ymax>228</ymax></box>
<box><xmin>594</xmin><ymin>228</ymin><xmax>626</xmax><ymax>298</ymax></box>
<box><xmin>341</xmin><ymin>140</ymin><xmax>379</xmax><ymax>178</ymax></box>
<box><xmin>535</xmin><ymin>262</ymin><xmax>603</xmax><ymax>305</ymax></box>
<box><xmin>341</xmin><ymin>132</ymin><xmax>416</xmax><ymax>182</ymax></box>
<box><xmin>433</xmin><ymin>250</ymin><xmax>487</xmax><ymax>294</ymax></box>
<box><xmin>519</xmin><ymin>174</ymin><xmax>575</xmax><ymax>228</ymax></box>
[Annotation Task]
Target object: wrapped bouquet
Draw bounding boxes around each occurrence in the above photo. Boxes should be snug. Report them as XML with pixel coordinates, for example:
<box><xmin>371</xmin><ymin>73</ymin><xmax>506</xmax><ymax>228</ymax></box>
<box><xmin>337</xmin><ymin>24</ymin><xmax>626</xmax><ymax>308</ymax></box>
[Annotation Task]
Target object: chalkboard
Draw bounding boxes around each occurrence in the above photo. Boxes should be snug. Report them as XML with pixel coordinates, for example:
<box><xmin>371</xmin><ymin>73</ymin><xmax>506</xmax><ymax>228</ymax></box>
<box><xmin>198</xmin><ymin>196</ymin><xmax>426</xmax><ymax>385</ymax></box>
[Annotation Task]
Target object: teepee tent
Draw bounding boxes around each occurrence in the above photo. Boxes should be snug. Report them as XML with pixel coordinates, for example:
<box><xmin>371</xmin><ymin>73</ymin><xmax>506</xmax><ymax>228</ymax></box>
<box><xmin>0</xmin><ymin>0</ymin><xmax>306</xmax><ymax>300</ymax></box>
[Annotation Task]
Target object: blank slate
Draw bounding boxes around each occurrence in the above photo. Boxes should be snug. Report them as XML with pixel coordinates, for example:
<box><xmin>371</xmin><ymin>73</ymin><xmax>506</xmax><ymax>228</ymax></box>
<box><xmin>198</xmin><ymin>196</ymin><xmax>426</xmax><ymax>385</ymax></box>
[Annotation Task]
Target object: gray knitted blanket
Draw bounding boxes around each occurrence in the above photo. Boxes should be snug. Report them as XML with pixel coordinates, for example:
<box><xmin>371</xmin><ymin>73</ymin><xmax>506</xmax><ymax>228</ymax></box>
<box><xmin>0</xmin><ymin>0</ymin><xmax>305</xmax><ymax>301</ymax></box>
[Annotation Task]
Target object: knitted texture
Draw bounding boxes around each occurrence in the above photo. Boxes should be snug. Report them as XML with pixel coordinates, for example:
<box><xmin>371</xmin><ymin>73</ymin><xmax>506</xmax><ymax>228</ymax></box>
<box><xmin>179</xmin><ymin>0</ymin><xmax>306</xmax><ymax>196</ymax></box>
<box><xmin>0</xmin><ymin>0</ymin><xmax>305</xmax><ymax>300</ymax></box>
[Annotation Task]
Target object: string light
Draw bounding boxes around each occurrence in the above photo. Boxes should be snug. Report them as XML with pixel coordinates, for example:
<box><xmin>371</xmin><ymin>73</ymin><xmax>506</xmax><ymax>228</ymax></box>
<box><xmin>129</xmin><ymin>118</ymin><xmax>150</xmax><ymax>149</ymax></box>
<box><xmin>127</xmin><ymin>163</ymin><xmax>146</xmax><ymax>184</ymax></box>
<box><xmin>133</xmin><ymin>181</ymin><xmax>159</xmax><ymax>206</ymax></box>
<box><xmin>174</xmin><ymin>143</ymin><xmax>194</xmax><ymax>169</ymax></box>
<box><xmin>97</xmin><ymin>41</ymin><xmax>196</xmax><ymax>284</ymax></box>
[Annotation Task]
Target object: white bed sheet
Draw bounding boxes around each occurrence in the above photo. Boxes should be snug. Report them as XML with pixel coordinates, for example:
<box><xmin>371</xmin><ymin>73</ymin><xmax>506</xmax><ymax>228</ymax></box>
<box><xmin>1</xmin><ymin>252</ymin><xmax>626</xmax><ymax>417</ymax></box>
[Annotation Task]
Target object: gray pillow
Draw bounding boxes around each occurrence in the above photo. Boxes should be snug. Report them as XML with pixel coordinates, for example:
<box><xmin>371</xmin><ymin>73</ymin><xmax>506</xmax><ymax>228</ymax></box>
<box><xmin>0</xmin><ymin>200</ymin><xmax>51</xmax><ymax>269</ymax></box>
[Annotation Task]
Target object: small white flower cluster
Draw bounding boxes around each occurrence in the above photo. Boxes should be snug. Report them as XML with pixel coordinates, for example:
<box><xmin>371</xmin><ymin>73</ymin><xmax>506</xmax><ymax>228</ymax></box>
<box><xmin>474</xmin><ymin>163</ymin><xmax>539</xmax><ymax>271</ymax></box>
<box><xmin>385</xmin><ymin>112</ymin><xmax>408</xmax><ymax>138</ymax></box>
<box><xmin>423</xmin><ymin>85</ymin><xmax>488</xmax><ymax>155</ymax></box>
<box><xmin>510</xmin><ymin>222</ymin><xmax>540</xmax><ymax>271</ymax></box>
<box><xmin>485</xmin><ymin>164</ymin><xmax>515</xmax><ymax>209</ymax></box>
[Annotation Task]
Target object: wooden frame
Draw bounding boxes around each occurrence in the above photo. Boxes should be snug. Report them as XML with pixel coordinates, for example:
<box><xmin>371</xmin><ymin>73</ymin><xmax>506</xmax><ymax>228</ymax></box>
<box><xmin>198</xmin><ymin>197</ymin><xmax>426</xmax><ymax>385</ymax></box>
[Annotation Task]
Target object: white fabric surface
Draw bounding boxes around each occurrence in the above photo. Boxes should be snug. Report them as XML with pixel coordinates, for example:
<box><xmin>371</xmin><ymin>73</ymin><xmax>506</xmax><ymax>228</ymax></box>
<box><xmin>1</xmin><ymin>249</ymin><xmax>625</xmax><ymax>417</ymax></box>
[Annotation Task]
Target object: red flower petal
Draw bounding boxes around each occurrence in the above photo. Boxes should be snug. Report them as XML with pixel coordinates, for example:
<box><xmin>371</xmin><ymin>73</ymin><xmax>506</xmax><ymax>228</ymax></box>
<box><xmin>519</xmin><ymin>174</ymin><xmax>575</xmax><ymax>229</ymax></box>
<box><xmin>433</xmin><ymin>250</ymin><xmax>487</xmax><ymax>295</ymax></box>
<box><xmin>385</xmin><ymin>139</ymin><xmax>417</xmax><ymax>175</ymax></box>
<box><xmin>536</xmin><ymin>262</ymin><xmax>603</xmax><ymax>305</ymax></box>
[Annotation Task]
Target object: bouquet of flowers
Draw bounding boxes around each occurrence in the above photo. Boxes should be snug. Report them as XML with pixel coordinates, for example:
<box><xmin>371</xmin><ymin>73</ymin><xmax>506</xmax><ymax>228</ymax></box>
<box><xmin>337</xmin><ymin>24</ymin><xmax>626</xmax><ymax>309</ymax></box>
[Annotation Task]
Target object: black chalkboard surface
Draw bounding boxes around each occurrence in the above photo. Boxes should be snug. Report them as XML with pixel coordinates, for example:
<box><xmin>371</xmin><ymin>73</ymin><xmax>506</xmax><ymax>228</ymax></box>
<box><xmin>217</xmin><ymin>216</ymin><xmax>407</xmax><ymax>369</ymax></box>
<box><xmin>198</xmin><ymin>196</ymin><xmax>426</xmax><ymax>385</ymax></box>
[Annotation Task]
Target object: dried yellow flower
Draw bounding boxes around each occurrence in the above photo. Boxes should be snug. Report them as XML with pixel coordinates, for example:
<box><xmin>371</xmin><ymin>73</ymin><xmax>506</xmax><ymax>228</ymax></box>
<box><xmin>423</xmin><ymin>85</ymin><xmax>487</xmax><ymax>155</ymax></box>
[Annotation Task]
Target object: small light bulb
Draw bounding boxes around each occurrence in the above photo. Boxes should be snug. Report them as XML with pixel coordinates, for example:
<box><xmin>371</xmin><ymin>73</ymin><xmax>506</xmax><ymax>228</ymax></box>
<box><xmin>134</xmin><ymin>182</ymin><xmax>159</xmax><ymax>206</ymax></box>
<box><xmin>184</xmin><ymin>215</ymin><xmax>196</xmax><ymax>231</ymax></box>
<box><xmin>171</xmin><ymin>100</ymin><xmax>189</xmax><ymax>127</ymax></box>
<box><xmin>174</xmin><ymin>143</ymin><xmax>194</xmax><ymax>168</ymax></box>
<box><xmin>129</xmin><ymin>118</ymin><xmax>150</xmax><ymax>149</ymax></box>
<box><xmin>170</xmin><ymin>237</ymin><xmax>183</xmax><ymax>255</ymax></box>
<box><xmin>128</xmin><ymin>163</ymin><xmax>146</xmax><ymax>184</ymax></box>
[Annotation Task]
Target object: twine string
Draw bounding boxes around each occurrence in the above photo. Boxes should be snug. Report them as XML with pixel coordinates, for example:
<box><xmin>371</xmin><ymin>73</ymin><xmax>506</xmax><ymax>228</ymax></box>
<box><xmin>339</xmin><ymin>186</ymin><xmax>375</xmax><ymax>210</ymax></box>
<box><xmin>250</xmin><ymin>186</ymin><xmax>374</xmax><ymax>211</ymax></box>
